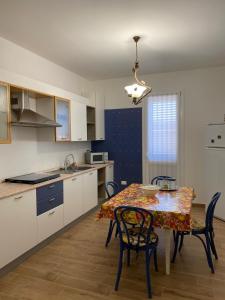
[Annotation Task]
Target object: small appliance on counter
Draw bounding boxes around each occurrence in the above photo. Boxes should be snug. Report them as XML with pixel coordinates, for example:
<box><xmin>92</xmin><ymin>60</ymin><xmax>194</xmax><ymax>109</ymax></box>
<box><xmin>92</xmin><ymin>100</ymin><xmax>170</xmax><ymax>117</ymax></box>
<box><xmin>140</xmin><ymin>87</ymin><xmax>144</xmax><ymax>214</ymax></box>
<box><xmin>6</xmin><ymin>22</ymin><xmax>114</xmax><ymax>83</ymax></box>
<box><xmin>85</xmin><ymin>150</ymin><xmax>109</xmax><ymax>164</ymax></box>
<box><xmin>5</xmin><ymin>172</ymin><xmax>60</xmax><ymax>184</ymax></box>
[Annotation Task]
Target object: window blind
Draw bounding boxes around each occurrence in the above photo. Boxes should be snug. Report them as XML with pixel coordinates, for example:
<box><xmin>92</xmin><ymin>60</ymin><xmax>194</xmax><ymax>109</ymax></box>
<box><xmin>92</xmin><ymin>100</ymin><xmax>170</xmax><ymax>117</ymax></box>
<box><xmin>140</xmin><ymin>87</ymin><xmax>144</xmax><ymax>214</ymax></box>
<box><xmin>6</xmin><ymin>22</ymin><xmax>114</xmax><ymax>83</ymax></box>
<box><xmin>147</xmin><ymin>94</ymin><xmax>178</xmax><ymax>163</ymax></box>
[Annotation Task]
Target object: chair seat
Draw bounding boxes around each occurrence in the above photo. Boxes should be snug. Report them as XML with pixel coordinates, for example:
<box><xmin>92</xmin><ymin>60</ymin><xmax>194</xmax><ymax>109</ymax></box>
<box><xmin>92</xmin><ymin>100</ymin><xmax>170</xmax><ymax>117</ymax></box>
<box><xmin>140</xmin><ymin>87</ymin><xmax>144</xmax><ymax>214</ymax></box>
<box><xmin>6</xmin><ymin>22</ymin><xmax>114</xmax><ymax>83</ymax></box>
<box><xmin>191</xmin><ymin>218</ymin><xmax>205</xmax><ymax>231</ymax></box>
<box><xmin>122</xmin><ymin>227</ymin><xmax>158</xmax><ymax>247</ymax></box>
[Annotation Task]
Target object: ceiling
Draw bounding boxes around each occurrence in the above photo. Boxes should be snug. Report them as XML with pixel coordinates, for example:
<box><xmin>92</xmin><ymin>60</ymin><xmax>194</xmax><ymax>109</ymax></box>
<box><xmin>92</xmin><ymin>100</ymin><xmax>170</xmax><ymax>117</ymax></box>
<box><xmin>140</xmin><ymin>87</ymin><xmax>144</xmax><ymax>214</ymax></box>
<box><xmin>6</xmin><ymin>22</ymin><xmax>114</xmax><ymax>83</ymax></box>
<box><xmin>0</xmin><ymin>0</ymin><xmax>225</xmax><ymax>80</ymax></box>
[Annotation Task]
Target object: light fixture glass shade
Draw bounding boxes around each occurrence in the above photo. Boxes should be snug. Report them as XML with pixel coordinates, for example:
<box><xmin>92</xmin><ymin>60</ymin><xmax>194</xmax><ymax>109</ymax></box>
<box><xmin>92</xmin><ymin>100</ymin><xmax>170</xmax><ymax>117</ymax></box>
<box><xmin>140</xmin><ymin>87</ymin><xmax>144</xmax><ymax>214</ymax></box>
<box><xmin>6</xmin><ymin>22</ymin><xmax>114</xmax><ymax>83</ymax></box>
<box><xmin>124</xmin><ymin>83</ymin><xmax>147</xmax><ymax>99</ymax></box>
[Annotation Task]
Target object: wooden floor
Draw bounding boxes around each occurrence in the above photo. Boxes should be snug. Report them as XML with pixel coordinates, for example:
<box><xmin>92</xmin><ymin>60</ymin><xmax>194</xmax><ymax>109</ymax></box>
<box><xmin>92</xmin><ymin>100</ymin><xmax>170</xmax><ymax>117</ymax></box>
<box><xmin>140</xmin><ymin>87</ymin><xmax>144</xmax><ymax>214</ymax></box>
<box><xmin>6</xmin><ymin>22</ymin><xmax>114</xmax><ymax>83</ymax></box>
<box><xmin>0</xmin><ymin>207</ymin><xmax>224</xmax><ymax>300</ymax></box>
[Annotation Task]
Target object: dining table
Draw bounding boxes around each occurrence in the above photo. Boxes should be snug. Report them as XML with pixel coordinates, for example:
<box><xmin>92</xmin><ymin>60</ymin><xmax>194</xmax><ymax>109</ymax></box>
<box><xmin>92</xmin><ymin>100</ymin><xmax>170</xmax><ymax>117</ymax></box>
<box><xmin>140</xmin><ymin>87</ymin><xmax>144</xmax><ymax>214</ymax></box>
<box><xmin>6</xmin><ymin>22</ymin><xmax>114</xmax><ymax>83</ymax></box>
<box><xmin>97</xmin><ymin>183</ymin><xmax>195</xmax><ymax>275</ymax></box>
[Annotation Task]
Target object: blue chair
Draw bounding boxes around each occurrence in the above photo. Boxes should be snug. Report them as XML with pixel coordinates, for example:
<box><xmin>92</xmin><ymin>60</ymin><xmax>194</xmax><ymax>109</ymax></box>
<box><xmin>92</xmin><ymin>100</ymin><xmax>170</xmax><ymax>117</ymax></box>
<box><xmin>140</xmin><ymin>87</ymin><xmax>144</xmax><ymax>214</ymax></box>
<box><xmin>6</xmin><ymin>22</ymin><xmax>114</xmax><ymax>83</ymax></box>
<box><xmin>114</xmin><ymin>206</ymin><xmax>158</xmax><ymax>299</ymax></box>
<box><xmin>172</xmin><ymin>192</ymin><xmax>221</xmax><ymax>273</ymax></box>
<box><xmin>104</xmin><ymin>181</ymin><xmax>120</xmax><ymax>247</ymax></box>
<box><xmin>151</xmin><ymin>175</ymin><xmax>176</xmax><ymax>185</ymax></box>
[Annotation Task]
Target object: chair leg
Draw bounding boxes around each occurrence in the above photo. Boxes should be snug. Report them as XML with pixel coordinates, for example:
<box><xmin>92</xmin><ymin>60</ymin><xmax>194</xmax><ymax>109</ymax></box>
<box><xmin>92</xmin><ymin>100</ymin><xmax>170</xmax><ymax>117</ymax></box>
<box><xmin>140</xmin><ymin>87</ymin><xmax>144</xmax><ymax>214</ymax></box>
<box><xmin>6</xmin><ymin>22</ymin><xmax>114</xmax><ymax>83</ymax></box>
<box><xmin>145</xmin><ymin>250</ymin><xmax>152</xmax><ymax>299</ymax></box>
<box><xmin>115</xmin><ymin>225</ymin><xmax>119</xmax><ymax>238</ymax></box>
<box><xmin>205</xmin><ymin>233</ymin><xmax>215</xmax><ymax>273</ymax></box>
<box><xmin>153</xmin><ymin>248</ymin><xmax>158</xmax><ymax>272</ymax></box>
<box><xmin>115</xmin><ymin>248</ymin><xmax>124</xmax><ymax>291</ymax></box>
<box><xmin>127</xmin><ymin>249</ymin><xmax>131</xmax><ymax>267</ymax></box>
<box><xmin>173</xmin><ymin>230</ymin><xmax>176</xmax><ymax>242</ymax></box>
<box><xmin>209</xmin><ymin>231</ymin><xmax>218</xmax><ymax>260</ymax></box>
<box><xmin>178</xmin><ymin>233</ymin><xmax>184</xmax><ymax>252</ymax></box>
<box><xmin>171</xmin><ymin>232</ymin><xmax>180</xmax><ymax>263</ymax></box>
<box><xmin>105</xmin><ymin>220</ymin><xmax>116</xmax><ymax>247</ymax></box>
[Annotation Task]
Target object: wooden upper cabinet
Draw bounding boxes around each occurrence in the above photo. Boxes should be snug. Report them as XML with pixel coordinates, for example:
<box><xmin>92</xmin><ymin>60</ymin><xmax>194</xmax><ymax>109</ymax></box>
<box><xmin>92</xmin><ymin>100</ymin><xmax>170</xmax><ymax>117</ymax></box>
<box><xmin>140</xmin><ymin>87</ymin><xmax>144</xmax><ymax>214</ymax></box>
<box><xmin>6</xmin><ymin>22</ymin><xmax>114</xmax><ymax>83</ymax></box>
<box><xmin>0</xmin><ymin>82</ymin><xmax>11</xmax><ymax>144</ymax></box>
<box><xmin>55</xmin><ymin>97</ymin><xmax>71</xmax><ymax>141</ymax></box>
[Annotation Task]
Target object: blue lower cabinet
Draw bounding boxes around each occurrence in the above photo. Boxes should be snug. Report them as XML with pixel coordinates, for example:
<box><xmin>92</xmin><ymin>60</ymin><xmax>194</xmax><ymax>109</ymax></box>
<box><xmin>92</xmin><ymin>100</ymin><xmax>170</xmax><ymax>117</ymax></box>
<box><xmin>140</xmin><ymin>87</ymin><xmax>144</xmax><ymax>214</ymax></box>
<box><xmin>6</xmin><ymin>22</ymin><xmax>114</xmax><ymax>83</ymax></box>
<box><xmin>36</xmin><ymin>181</ymin><xmax>63</xmax><ymax>216</ymax></box>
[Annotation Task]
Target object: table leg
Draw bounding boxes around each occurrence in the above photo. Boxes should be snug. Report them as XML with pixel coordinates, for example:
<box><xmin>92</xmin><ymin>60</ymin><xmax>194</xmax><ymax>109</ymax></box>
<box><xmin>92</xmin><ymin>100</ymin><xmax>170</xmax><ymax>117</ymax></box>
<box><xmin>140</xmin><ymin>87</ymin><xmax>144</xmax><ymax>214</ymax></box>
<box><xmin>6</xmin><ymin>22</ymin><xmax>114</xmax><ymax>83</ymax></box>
<box><xmin>165</xmin><ymin>228</ymin><xmax>172</xmax><ymax>275</ymax></box>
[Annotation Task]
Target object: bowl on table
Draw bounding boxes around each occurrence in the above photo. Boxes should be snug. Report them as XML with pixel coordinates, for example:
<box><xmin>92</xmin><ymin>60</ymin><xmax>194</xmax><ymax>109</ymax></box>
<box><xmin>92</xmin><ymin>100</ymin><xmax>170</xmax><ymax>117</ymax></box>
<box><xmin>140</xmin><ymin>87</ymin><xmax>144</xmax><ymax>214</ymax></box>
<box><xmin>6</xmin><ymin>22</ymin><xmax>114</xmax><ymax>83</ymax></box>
<box><xmin>139</xmin><ymin>185</ymin><xmax>160</xmax><ymax>196</ymax></box>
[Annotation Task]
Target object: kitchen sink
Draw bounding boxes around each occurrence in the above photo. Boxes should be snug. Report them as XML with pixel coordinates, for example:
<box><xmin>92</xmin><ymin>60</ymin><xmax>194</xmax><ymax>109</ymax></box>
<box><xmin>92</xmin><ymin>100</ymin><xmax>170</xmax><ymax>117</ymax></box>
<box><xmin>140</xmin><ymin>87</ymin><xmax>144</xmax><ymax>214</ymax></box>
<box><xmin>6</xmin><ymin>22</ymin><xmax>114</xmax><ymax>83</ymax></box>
<box><xmin>49</xmin><ymin>166</ymin><xmax>93</xmax><ymax>175</ymax></box>
<box><xmin>74</xmin><ymin>166</ymin><xmax>94</xmax><ymax>171</ymax></box>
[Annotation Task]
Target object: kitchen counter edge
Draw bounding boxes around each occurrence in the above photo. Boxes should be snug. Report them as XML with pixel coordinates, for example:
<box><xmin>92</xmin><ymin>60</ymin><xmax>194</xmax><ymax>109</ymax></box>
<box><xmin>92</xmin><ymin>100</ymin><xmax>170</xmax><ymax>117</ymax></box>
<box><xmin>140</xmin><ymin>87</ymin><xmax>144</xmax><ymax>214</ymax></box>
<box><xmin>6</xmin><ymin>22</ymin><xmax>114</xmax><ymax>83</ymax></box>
<box><xmin>0</xmin><ymin>161</ymin><xmax>114</xmax><ymax>200</ymax></box>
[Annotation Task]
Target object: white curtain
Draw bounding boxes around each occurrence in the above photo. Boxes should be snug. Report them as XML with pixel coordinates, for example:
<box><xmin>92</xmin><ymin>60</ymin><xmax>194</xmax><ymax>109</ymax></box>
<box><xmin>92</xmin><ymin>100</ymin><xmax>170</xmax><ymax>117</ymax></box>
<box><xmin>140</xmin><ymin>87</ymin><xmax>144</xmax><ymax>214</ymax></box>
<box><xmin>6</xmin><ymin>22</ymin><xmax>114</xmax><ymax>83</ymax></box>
<box><xmin>143</xmin><ymin>93</ymin><xmax>184</xmax><ymax>185</ymax></box>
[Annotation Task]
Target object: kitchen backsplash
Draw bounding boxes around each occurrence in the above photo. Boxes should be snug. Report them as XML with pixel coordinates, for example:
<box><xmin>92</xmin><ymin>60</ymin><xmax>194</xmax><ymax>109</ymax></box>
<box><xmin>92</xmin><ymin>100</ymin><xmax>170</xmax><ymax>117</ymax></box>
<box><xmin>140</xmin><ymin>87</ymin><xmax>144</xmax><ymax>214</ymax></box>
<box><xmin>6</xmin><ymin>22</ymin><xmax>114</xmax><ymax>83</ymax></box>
<box><xmin>0</xmin><ymin>127</ymin><xmax>91</xmax><ymax>180</ymax></box>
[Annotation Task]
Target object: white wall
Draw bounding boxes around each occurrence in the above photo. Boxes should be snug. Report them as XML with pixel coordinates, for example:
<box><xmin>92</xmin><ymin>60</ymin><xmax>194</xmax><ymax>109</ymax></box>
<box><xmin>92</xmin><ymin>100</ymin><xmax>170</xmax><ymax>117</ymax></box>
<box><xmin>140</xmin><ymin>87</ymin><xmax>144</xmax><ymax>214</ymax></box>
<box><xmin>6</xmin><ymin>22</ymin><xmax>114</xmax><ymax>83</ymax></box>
<box><xmin>94</xmin><ymin>66</ymin><xmax>225</xmax><ymax>203</ymax></box>
<box><xmin>0</xmin><ymin>37</ymin><xmax>92</xmax><ymax>180</ymax></box>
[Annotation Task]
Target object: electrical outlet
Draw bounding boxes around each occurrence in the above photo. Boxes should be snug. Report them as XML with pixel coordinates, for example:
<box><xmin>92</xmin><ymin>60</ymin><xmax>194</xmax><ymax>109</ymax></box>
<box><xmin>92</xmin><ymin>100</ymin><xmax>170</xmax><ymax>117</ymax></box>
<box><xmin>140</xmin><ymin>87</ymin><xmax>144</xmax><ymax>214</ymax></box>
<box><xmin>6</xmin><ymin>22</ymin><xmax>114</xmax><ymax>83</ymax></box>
<box><xmin>121</xmin><ymin>181</ymin><xmax>127</xmax><ymax>185</ymax></box>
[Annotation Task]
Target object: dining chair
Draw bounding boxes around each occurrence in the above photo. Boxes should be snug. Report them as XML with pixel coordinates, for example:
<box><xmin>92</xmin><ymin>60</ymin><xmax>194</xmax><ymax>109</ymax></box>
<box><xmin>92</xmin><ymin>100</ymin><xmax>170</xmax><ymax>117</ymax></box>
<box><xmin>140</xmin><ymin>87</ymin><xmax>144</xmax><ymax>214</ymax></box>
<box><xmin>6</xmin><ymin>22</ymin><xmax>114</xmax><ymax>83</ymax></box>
<box><xmin>104</xmin><ymin>181</ymin><xmax>120</xmax><ymax>247</ymax></box>
<box><xmin>114</xmin><ymin>206</ymin><xmax>158</xmax><ymax>299</ymax></box>
<box><xmin>151</xmin><ymin>175</ymin><xmax>175</xmax><ymax>185</ymax></box>
<box><xmin>172</xmin><ymin>192</ymin><xmax>221</xmax><ymax>273</ymax></box>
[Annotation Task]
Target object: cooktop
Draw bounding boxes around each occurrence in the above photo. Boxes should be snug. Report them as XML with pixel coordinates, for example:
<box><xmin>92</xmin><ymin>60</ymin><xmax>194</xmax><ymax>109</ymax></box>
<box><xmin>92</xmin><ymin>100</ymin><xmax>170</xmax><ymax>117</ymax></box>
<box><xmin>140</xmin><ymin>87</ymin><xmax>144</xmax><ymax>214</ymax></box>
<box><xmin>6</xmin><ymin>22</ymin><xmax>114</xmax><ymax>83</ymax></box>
<box><xmin>5</xmin><ymin>172</ymin><xmax>60</xmax><ymax>184</ymax></box>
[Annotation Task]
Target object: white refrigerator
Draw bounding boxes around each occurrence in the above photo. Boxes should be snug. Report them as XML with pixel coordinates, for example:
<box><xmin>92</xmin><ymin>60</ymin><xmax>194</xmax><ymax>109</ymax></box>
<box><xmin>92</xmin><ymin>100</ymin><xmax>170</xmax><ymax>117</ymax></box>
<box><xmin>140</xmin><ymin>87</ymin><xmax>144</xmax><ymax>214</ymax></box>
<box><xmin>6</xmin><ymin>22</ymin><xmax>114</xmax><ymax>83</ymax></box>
<box><xmin>205</xmin><ymin>123</ymin><xmax>225</xmax><ymax>221</ymax></box>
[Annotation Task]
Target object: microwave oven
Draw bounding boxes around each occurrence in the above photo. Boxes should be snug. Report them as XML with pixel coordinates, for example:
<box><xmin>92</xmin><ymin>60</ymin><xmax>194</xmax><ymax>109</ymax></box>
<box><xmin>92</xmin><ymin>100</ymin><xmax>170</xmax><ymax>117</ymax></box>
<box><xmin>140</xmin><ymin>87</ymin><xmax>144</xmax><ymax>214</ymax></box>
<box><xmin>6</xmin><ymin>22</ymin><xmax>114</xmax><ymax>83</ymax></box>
<box><xmin>85</xmin><ymin>151</ymin><xmax>108</xmax><ymax>164</ymax></box>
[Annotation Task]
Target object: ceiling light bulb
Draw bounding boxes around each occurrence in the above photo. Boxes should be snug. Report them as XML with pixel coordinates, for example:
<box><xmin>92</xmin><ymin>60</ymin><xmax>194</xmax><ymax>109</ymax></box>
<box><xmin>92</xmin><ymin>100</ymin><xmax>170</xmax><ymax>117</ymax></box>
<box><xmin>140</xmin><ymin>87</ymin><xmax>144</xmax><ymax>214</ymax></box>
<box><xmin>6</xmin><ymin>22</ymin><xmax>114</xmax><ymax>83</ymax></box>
<box><xmin>124</xmin><ymin>84</ymin><xmax>147</xmax><ymax>99</ymax></box>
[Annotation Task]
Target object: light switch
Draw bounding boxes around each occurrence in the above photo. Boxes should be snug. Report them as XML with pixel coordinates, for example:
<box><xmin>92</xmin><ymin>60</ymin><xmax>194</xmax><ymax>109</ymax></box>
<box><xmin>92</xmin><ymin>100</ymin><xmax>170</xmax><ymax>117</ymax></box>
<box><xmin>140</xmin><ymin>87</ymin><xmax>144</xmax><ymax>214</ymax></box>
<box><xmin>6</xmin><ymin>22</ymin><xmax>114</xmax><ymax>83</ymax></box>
<box><xmin>121</xmin><ymin>181</ymin><xmax>127</xmax><ymax>185</ymax></box>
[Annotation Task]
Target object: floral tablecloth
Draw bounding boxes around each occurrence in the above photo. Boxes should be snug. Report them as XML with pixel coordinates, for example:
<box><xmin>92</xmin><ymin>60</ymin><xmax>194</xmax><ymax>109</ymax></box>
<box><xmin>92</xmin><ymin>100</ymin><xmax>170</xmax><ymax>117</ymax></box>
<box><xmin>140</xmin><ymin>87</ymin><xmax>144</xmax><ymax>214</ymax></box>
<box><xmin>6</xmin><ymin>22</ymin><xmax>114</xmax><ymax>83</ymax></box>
<box><xmin>97</xmin><ymin>183</ymin><xmax>194</xmax><ymax>231</ymax></box>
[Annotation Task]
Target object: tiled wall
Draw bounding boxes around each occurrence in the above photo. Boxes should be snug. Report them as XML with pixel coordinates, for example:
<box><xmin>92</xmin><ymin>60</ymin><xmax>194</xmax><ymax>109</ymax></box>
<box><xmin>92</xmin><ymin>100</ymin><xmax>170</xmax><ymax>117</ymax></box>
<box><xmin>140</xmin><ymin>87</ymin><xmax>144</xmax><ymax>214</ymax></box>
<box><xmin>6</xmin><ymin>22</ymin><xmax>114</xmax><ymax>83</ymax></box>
<box><xmin>92</xmin><ymin>108</ymin><xmax>142</xmax><ymax>189</ymax></box>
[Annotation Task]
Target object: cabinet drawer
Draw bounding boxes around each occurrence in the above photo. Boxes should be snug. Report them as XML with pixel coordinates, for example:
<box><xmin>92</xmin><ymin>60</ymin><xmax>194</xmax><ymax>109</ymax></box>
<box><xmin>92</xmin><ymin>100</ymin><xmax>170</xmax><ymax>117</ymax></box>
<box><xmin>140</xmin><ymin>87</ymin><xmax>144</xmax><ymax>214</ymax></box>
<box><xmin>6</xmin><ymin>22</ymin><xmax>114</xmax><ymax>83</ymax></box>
<box><xmin>36</xmin><ymin>181</ymin><xmax>63</xmax><ymax>215</ymax></box>
<box><xmin>37</xmin><ymin>205</ymin><xmax>64</xmax><ymax>243</ymax></box>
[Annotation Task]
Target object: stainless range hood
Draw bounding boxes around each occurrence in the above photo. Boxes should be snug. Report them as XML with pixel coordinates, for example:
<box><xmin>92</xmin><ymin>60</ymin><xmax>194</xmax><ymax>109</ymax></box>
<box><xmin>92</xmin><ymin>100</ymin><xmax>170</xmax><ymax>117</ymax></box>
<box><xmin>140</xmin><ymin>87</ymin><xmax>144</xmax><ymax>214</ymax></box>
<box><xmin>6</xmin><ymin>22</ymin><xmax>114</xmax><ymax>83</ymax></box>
<box><xmin>11</xmin><ymin>90</ymin><xmax>62</xmax><ymax>128</ymax></box>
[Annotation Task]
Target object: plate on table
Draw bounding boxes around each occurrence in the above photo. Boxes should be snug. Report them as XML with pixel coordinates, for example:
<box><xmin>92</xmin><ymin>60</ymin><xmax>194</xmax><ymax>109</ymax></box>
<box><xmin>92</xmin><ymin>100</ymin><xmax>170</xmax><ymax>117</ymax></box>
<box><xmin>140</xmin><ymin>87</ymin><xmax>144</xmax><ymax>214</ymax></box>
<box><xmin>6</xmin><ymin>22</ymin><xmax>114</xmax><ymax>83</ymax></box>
<box><xmin>160</xmin><ymin>187</ymin><xmax>178</xmax><ymax>192</ymax></box>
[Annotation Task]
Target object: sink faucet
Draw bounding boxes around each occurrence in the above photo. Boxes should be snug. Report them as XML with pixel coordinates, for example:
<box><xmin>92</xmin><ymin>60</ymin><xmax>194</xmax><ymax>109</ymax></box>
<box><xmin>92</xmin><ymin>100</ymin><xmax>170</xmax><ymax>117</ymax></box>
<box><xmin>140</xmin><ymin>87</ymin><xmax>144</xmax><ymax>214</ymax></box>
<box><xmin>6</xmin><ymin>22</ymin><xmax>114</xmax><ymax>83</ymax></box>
<box><xmin>64</xmin><ymin>154</ymin><xmax>77</xmax><ymax>172</ymax></box>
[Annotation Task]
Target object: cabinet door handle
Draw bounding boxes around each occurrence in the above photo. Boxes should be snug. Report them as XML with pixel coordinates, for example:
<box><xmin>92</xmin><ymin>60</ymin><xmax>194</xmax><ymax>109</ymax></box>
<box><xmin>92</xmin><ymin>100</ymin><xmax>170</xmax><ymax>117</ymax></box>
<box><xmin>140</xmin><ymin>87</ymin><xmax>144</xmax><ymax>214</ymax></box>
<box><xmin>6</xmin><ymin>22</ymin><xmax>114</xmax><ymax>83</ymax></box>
<box><xmin>100</xmin><ymin>138</ymin><xmax>103</xmax><ymax>140</ymax></box>
<box><xmin>78</xmin><ymin>138</ymin><xmax>82</xmax><ymax>141</ymax></box>
<box><xmin>49</xmin><ymin>185</ymin><xmax>55</xmax><ymax>189</ymax></box>
<box><xmin>72</xmin><ymin>177</ymin><xmax>77</xmax><ymax>181</ymax></box>
<box><xmin>14</xmin><ymin>195</ymin><xmax>23</xmax><ymax>200</ymax></box>
<box><xmin>89</xmin><ymin>172</ymin><xmax>93</xmax><ymax>175</ymax></box>
<box><xmin>48</xmin><ymin>211</ymin><xmax>55</xmax><ymax>216</ymax></box>
<box><xmin>109</xmin><ymin>166</ymin><xmax>112</xmax><ymax>168</ymax></box>
<box><xmin>61</xmin><ymin>137</ymin><xmax>68</xmax><ymax>140</ymax></box>
<box><xmin>48</xmin><ymin>197</ymin><xmax>56</xmax><ymax>202</ymax></box>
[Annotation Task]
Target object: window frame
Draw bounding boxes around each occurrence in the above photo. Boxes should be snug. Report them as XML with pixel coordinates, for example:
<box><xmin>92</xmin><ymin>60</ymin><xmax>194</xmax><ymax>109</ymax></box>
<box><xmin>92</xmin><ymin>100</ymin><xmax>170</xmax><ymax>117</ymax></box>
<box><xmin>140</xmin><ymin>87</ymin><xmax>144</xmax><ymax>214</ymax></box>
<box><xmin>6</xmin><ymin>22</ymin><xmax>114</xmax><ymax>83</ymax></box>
<box><xmin>147</xmin><ymin>94</ymin><xmax>181</xmax><ymax>164</ymax></box>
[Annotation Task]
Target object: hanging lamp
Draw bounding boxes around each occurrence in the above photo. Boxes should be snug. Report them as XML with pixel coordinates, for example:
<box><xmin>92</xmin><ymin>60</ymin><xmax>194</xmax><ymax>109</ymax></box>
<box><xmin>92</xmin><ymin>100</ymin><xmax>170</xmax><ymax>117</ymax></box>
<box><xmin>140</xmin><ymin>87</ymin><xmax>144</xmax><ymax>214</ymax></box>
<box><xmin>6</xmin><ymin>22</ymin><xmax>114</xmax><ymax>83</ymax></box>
<box><xmin>124</xmin><ymin>36</ymin><xmax>152</xmax><ymax>105</ymax></box>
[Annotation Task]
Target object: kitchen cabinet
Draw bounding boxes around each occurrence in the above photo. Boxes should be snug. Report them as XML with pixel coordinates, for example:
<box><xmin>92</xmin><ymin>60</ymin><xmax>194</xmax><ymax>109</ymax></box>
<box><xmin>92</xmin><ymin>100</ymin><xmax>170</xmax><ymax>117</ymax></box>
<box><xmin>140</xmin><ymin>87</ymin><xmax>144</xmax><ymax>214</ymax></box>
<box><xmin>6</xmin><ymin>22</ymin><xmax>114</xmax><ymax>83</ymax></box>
<box><xmin>55</xmin><ymin>97</ymin><xmax>71</xmax><ymax>141</ymax></box>
<box><xmin>87</xmin><ymin>106</ymin><xmax>96</xmax><ymax>140</ymax></box>
<box><xmin>83</xmin><ymin>170</ymin><xmax>98</xmax><ymax>213</ymax></box>
<box><xmin>0</xmin><ymin>82</ymin><xmax>11</xmax><ymax>144</ymax></box>
<box><xmin>37</xmin><ymin>205</ymin><xmax>64</xmax><ymax>243</ymax></box>
<box><xmin>95</xmin><ymin>90</ymin><xmax>105</xmax><ymax>140</ymax></box>
<box><xmin>105</xmin><ymin>164</ymin><xmax>114</xmax><ymax>198</ymax></box>
<box><xmin>64</xmin><ymin>175</ymin><xmax>84</xmax><ymax>225</ymax></box>
<box><xmin>0</xmin><ymin>190</ymin><xmax>37</xmax><ymax>269</ymax></box>
<box><xmin>71</xmin><ymin>100</ymin><xmax>87</xmax><ymax>141</ymax></box>
<box><xmin>106</xmin><ymin>164</ymin><xmax>114</xmax><ymax>183</ymax></box>
<box><xmin>36</xmin><ymin>181</ymin><xmax>63</xmax><ymax>215</ymax></box>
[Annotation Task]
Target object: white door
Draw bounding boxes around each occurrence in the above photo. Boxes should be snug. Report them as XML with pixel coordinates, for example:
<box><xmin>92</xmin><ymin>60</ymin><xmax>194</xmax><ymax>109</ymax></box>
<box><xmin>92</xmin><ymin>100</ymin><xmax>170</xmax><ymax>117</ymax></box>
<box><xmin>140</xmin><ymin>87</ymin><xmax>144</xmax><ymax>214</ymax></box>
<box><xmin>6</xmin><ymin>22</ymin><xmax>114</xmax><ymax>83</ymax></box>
<box><xmin>0</xmin><ymin>190</ymin><xmax>37</xmax><ymax>268</ymax></box>
<box><xmin>37</xmin><ymin>205</ymin><xmax>64</xmax><ymax>243</ymax></box>
<box><xmin>64</xmin><ymin>175</ymin><xmax>84</xmax><ymax>225</ymax></box>
<box><xmin>95</xmin><ymin>90</ymin><xmax>105</xmax><ymax>140</ymax></box>
<box><xmin>83</xmin><ymin>170</ymin><xmax>98</xmax><ymax>213</ymax></box>
<box><xmin>71</xmin><ymin>100</ymin><xmax>87</xmax><ymax>141</ymax></box>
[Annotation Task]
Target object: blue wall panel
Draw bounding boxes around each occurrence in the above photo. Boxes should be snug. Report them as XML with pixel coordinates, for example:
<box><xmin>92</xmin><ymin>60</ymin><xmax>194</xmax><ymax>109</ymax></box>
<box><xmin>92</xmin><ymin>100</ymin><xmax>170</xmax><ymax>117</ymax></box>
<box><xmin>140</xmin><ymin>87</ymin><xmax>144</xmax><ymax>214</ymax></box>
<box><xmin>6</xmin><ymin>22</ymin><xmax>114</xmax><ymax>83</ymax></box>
<box><xmin>92</xmin><ymin>108</ymin><xmax>142</xmax><ymax>189</ymax></box>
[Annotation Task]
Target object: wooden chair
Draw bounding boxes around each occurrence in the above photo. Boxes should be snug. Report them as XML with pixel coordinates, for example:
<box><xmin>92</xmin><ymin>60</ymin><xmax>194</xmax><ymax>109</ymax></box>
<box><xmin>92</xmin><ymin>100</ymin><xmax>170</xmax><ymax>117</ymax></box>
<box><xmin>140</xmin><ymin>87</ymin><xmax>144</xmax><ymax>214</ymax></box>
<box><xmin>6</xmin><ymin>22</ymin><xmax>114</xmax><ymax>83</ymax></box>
<box><xmin>172</xmin><ymin>192</ymin><xmax>221</xmax><ymax>273</ymax></box>
<box><xmin>104</xmin><ymin>181</ymin><xmax>119</xmax><ymax>247</ymax></box>
<box><xmin>151</xmin><ymin>175</ymin><xmax>175</xmax><ymax>185</ymax></box>
<box><xmin>114</xmin><ymin>206</ymin><xmax>158</xmax><ymax>298</ymax></box>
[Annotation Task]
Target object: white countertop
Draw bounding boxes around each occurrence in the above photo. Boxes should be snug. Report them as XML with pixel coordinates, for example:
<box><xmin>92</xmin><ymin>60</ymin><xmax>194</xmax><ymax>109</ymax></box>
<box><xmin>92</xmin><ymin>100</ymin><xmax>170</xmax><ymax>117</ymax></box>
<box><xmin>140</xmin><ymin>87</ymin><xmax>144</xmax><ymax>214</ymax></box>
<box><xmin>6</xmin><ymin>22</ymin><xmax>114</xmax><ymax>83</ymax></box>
<box><xmin>0</xmin><ymin>161</ymin><xmax>114</xmax><ymax>200</ymax></box>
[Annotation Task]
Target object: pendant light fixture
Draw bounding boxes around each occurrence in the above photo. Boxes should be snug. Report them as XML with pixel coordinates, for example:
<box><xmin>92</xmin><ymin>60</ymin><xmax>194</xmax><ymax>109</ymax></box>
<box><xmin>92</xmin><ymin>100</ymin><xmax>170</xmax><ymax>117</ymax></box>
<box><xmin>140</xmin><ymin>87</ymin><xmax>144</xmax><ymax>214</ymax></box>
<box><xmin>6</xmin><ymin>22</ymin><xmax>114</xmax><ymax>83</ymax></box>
<box><xmin>124</xmin><ymin>36</ymin><xmax>152</xmax><ymax>105</ymax></box>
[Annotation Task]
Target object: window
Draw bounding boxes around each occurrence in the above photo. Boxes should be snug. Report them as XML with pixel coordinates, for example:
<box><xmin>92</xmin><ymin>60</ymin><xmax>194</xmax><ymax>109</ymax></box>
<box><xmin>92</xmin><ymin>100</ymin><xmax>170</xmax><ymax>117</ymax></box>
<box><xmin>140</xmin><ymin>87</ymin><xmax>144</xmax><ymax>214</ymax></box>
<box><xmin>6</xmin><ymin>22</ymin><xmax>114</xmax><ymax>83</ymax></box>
<box><xmin>147</xmin><ymin>94</ymin><xmax>179</xmax><ymax>163</ymax></box>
